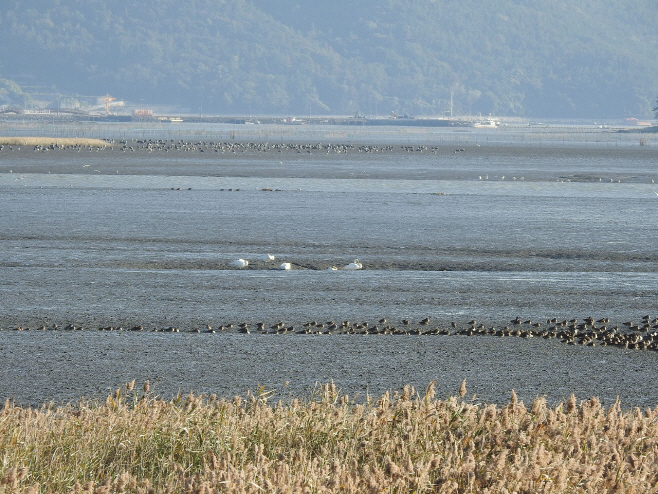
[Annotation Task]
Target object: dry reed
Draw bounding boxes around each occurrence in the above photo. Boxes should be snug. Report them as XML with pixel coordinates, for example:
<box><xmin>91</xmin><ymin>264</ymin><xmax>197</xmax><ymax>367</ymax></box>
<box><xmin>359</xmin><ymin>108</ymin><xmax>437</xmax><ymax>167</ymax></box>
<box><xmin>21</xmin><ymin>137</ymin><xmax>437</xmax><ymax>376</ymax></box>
<box><xmin>0</xmin><ymin>137</ymin><xmax>108</xmax><ymax>147</ymax></box>
<box><xmin>1</xmin><ymin>381</ymin><xmax>657</xmax><ymax>493</ymax></box>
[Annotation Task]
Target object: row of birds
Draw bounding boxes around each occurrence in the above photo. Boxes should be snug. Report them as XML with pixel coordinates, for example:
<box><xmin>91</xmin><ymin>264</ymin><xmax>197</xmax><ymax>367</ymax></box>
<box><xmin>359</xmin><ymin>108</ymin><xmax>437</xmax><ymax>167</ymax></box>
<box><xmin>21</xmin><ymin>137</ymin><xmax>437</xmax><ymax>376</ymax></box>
<box><xmin>229</xmin><ymin>256</ymin><xmax>362</xmax><ymax>271</ymax></box>
<box><xmin>119</xmin><ymin>140</ymin><xmax>431</xmax><ymax>155</ymax></box>
<box><xmin>8</xmin><ymin>315</ymin><xmax>658</xmax><ymax>349</ymax></box>
<box><xmin>4</xmin><ymin>139</ymin><xmax>462</xmax><ymax>155</ymax></box>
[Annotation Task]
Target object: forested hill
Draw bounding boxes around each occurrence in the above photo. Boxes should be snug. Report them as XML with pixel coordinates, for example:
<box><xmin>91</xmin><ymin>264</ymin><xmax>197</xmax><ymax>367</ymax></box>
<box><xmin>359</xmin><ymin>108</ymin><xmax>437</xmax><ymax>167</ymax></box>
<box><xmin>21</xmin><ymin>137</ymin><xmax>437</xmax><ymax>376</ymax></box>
<box><xmin>1</xmin><ymin>0</ymin><xmax>657</xmax><ymax>118</ymax></box>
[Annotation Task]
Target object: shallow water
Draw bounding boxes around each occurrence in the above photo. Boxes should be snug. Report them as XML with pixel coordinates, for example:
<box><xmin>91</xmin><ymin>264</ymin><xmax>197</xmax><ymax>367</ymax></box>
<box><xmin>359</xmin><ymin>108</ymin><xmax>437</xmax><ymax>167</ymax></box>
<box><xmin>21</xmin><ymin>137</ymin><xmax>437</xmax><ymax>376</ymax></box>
<box><xmin>0</xmin><ymin>130</ymin><xmax>657</xmax><ymax>406</ymax></box>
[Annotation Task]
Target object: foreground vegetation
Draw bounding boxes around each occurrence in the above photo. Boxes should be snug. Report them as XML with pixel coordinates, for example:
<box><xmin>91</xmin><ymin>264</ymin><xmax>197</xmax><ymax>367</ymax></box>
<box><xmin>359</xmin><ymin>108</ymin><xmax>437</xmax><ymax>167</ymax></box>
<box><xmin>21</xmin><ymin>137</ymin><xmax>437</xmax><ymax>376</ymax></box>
<box><xmin>1</xmin><ymin>381</ymin><xmax>657</xmax><ymax>493</ymax></box>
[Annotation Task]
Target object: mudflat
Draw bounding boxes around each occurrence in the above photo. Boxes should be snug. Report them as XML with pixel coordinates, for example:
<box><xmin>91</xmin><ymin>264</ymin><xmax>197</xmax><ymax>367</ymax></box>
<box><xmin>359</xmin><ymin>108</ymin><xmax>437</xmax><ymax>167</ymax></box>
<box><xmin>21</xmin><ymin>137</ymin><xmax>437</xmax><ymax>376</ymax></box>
<box><xmin>1</xmin><ymin>135</ymin><xmax>656</xmax><ymax>407</ymax></box>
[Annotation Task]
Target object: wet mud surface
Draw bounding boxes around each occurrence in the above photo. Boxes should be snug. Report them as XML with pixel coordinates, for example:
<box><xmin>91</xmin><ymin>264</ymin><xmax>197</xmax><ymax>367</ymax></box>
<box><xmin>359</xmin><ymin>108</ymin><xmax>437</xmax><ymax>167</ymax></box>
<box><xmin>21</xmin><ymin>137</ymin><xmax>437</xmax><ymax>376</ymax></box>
<box><xmin>1</xmin><ymin>331</ymin><xmax>657</xmax><ymax>409</ymax></box>
<box><xmin>1</xmin><ymin>139</ymin><xmax>657</xmax><ymax>407</ymax></box>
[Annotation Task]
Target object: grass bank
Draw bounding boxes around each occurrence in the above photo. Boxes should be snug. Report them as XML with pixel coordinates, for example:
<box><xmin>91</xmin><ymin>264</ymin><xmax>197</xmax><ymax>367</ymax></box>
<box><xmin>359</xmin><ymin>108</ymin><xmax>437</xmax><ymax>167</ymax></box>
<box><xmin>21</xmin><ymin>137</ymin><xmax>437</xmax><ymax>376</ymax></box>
<box><xmin>1</xmin><ymin>381</ymin><xmax>656</xmax><ymax>493</ymax></box>
<box><xmin>0</xmin><ymin>137</ymin><xmax>108</xmax><ymax>147</ymax></box>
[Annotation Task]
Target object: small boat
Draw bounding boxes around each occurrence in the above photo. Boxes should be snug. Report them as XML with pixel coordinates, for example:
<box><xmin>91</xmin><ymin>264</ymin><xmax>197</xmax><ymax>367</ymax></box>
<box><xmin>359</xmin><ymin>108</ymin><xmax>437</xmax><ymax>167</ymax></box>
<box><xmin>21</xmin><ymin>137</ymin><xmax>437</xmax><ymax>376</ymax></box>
<box><xmin>473</xmin><ymin>118</ymin><xmax>499</xmax><ymax>128</ymax></box>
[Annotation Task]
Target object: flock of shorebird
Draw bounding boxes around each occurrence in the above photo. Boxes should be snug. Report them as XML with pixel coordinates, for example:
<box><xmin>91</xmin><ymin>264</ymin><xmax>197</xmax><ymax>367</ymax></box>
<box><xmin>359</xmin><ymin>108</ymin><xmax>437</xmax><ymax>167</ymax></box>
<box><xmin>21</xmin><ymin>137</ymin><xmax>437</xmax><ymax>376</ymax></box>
<box><xmin>0</xmin><ymin>139</ymin><xmax>467</xmax><ymax>156</ymax></box>
<box><xmin>5</xmin><ymin>315</ymin><xmax>658</xmax><ymax>352</ymax></box>
<box><xmin>105</xmin><ymin>140</ymin><xmax>434</xmax><ymax>155</ymax></box>
<box><xmin>1</xmin><ymin>139</ymin><xmax>397</xmax><ymax>155</ymax></box>
<box><xmin>228</xmin><ymin>255</ymin><xmax>362</xmax><ymax>271</ymax></box>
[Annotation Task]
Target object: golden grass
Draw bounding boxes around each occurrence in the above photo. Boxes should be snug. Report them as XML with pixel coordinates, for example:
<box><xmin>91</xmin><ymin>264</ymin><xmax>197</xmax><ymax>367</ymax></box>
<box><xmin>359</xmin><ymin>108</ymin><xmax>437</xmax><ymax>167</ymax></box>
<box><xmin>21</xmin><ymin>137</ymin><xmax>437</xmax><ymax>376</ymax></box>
<box><xmin>1</xmin><ymin>381</ymin><xmax>657</xmax><ymax>493</ymax></box>
<box><xmin>0</xmin><ymin>137</ymin><xmax>108</xmax><ymax>147</ymax></box>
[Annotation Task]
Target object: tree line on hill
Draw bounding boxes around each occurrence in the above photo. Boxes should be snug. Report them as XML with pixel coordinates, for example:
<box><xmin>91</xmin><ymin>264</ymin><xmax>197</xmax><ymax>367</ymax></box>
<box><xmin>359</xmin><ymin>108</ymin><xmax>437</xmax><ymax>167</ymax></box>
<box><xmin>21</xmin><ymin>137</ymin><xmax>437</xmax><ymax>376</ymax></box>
<box><xmin>0</xmin><ymin>0</ymin><xmax>657</xmax><ymax>118</ymax></box>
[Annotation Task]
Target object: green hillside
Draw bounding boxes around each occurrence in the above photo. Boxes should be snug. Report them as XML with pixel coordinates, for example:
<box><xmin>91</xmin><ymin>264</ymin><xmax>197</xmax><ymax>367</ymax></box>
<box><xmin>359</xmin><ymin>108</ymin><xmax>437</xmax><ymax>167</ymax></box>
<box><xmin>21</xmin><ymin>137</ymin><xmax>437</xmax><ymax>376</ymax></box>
<box><xmin>1</xmin><ymin>0</ymin><xmax>656</xmax><ymax>118</ymax></box>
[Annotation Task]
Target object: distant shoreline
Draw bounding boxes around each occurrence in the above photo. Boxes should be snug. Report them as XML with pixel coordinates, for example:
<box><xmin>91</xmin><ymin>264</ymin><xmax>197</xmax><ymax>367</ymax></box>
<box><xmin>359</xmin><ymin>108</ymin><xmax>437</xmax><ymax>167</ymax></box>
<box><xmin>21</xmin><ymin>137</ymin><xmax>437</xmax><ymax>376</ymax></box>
<box><xmin>1</xmin><ymin>111</ymin><xmax>654</xmax><ymax>130</ymax></box>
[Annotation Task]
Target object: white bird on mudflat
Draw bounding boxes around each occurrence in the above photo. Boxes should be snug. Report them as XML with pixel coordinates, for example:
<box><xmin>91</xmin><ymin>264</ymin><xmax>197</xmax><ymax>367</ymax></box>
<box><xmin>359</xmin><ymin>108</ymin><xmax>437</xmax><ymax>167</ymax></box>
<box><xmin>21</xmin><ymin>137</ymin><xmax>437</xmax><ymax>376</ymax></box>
<box><xmin>342</xmin><ymin>259</ymin><xmax>363</xmax><ymax>270</ymax></box>
<box><xmin>259</xmin><ymin>253</ymin><xmax>276</xmax><ymax>261</ymax></box>
<box><xmin>278</xmin><ymin>262</ymin><xmax>291</xmax><ymax>270</ymax></box>
<box><xmin>229</xmin><ymin>259</ymin><xmax>249</xmax><ymax>268</ymax></box>
<box><xmin>326</xmin><ymin>266</ymin><xmax>339</xmax><ymax>271</ymax></box>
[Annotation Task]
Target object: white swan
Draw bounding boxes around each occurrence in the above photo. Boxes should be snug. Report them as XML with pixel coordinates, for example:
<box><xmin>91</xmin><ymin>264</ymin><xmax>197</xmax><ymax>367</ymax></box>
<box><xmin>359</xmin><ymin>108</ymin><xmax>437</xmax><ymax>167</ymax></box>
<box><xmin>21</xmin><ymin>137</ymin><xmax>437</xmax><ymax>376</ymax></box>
<box><xmin>278</xmin><ymin>262</ymin><xmax>291</xmax><ymax>270</ymax></box>
<box><xmin>342</xmin><ymin>259</ymin><xmax>363</xmax><ymax>270</ymax></box>
<box><xmin>326</xmin><ymin>266</ymin><xmax>339</xmax><ymax>271</ymax></box>
<box><xmin>259</xmin><ymin>253</ymin><xmax>276</xmax><ymax>261</ymax></box>
<box><xmin>229</xmin><ymin>259</ymin><xmax>249</xmax><ymax>268</ymax></box>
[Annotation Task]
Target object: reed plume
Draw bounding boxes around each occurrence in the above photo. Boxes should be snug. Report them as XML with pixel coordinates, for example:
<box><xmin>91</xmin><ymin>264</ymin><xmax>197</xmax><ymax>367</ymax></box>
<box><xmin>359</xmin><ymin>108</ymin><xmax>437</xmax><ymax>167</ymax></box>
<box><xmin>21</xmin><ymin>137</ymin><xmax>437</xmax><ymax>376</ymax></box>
<box><xmin>1</xmin><ymin>381</ymin><xmax>657</xmax><ymax>493</ymax></box>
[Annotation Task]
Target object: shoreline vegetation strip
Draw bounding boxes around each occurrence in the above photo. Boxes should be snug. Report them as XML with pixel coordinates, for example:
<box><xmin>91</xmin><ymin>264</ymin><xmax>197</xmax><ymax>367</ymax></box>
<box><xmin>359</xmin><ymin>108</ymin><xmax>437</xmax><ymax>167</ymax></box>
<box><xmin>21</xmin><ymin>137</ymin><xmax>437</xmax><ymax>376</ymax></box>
<box><xmin>0</xmin><ymin>137</ymin><xmax>108</xmax><ymax>147</ymax></box>
<box><xmin>1</xmin><ymin>381</ymin><xmax>657</xmax><ymax>493</ymax></box>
